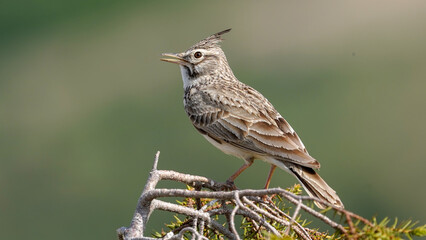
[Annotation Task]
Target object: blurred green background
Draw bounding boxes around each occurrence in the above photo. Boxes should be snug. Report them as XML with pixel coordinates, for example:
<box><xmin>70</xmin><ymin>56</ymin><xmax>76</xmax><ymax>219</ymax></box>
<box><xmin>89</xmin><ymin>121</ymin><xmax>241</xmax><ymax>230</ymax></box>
<box><xmin>1</xmin><ymin>1</ymin><xmax>425</xmax><ymax>239</ymax></box>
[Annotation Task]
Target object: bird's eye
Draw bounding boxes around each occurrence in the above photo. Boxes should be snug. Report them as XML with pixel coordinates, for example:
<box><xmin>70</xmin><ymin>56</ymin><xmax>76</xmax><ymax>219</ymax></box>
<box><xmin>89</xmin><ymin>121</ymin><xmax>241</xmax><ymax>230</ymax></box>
<box><xmin>194</xmin><ymin>51</ymin><xmax>202</xmax><ymax>58</ymax></box>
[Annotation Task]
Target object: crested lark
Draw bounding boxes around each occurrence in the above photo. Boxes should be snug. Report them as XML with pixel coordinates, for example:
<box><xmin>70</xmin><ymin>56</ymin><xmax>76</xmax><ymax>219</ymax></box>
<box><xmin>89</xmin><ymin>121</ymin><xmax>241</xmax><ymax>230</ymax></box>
<box><xmin>161</xmin><ymin>29</ymin><xmax>344</xmax><ymax>209</ymax></box>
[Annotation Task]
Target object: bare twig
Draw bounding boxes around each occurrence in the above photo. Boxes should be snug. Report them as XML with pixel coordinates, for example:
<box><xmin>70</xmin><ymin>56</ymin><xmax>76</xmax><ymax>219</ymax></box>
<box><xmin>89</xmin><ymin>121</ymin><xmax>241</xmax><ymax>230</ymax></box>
<box><xmin>285</xmin><ymin>199</ymin><xmax>302</xmax><ymax>236</ymax></box>
<box><xmin>234</xmin><ymin>193</ymin><xmax>281</xmax><ymax>236</ymax></box>
<box><xmin>197</xmin><ymin>219</ymin><xmax>204</xmax><ymax>240</ymax></box>
<box><xmin>168</xmin><ymin>227</ymin><xmax>208</xmax><ymax>240</ymax></box>
<box><xmin>152</xmin><ymin>151</ymin><xmax>160</xmax><ymax>171</ymax></box>
<box><xmin>117</xmin><ymin>152</ymin><xmax>372</xmax><ymax>239</ymax></box>
<box><xmin>229</xmin><ymin>192</ymin><xmax>241</xmax><ymax>240</ymax></box>
<box><xmin>346</xmin><ymin>212</ymin><xmax>357</xmax><ymax>237</ymax></box>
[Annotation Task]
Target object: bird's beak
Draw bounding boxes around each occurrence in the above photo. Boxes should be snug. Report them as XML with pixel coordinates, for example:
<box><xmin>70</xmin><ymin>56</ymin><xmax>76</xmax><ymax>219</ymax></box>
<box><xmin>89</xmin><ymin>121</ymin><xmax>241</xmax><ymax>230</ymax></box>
<box><xmin>161</xmin><ymin>53</ymin><xmax>188</xmax><ymax>65</ymax></box>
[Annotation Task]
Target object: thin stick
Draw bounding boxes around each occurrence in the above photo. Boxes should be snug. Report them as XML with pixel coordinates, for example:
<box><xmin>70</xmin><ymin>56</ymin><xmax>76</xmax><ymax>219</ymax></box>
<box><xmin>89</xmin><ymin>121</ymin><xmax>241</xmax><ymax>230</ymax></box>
<box><xmin>118</xmin><ymin>152</ymin><xmax>373</xmax><ymax>240</ymax></box>
<box><xmin>229</xmin><ymin>192</ymin><xmax>241</xmax><ymax>240</ymax></box>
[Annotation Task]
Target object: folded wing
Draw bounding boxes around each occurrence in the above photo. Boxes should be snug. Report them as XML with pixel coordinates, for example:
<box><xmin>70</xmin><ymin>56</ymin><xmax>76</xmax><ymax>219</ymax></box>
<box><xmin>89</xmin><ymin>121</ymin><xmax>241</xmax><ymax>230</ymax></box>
<box><xmin>185</xmin><ymin>84</ymin><xmax>320</xmax><ymax>169</ymax></box>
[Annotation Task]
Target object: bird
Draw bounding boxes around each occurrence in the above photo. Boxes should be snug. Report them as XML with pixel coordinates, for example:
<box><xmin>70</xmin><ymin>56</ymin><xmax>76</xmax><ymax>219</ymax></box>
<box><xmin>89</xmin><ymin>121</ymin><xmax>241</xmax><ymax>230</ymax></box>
<box><xmin>161</xmin><ymin>29</ymin><xmax>344</xmax><ymax>209</ymax></box>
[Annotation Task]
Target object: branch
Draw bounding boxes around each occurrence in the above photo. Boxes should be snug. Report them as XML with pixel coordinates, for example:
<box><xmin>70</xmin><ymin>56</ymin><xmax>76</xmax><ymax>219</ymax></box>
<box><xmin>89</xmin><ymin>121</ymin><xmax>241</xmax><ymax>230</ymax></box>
<box><xmin>117</xmin><ymin>151</ymin><xmax>377</xmax><ymax>240</ymax></box>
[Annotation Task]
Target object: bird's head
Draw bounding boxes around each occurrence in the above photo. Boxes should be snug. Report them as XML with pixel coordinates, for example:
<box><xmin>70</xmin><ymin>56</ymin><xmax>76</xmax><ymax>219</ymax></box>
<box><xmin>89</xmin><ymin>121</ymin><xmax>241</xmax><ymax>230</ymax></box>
<box><xmin>161</xmin><ymin>29</ymin><xmax>233</xmax><ymax>88</ymax></box>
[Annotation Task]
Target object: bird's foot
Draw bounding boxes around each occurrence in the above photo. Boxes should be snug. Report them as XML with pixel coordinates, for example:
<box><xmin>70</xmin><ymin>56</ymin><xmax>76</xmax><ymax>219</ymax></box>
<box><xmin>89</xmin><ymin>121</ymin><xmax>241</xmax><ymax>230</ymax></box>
<box><xmin>217</xmin><ymin>179</ymin><xmax>238</xmax><ymax>191</ymax></box>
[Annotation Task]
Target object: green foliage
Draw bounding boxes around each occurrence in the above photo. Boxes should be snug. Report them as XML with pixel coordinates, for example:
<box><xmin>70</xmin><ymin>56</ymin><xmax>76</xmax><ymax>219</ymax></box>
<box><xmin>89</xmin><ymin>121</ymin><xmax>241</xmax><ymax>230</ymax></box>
<box><xmin>152</xmin><ymin>185</ymin><xmax>426</xmax><ymax>240</ymax></box>
<box><xmin>348</xmin><ymin>218</ymin><xmax>426</xmax><ymax>240</ymax></box>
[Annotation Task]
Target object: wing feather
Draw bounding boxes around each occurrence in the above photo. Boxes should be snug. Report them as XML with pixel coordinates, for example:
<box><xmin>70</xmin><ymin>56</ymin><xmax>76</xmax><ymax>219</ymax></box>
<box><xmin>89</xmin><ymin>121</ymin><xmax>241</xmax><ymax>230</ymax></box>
<box><xmin>185</xmin><ymin>83</ymin><xmax>320</xmax><ymax>168</ymax></box>
<box><xmin>247</xmin><ymin>131</ymin><xmax>298</xmax><ymax>150</ymax></box>
<box><xmin>222</xmin><ymin>116</ymin><xmax>248</xmax><ymax>132</ymax></box>
<box><xmin>250</xmin><ymin>121</ymin><xmax>283</xmax><ymax>136</ymax></box>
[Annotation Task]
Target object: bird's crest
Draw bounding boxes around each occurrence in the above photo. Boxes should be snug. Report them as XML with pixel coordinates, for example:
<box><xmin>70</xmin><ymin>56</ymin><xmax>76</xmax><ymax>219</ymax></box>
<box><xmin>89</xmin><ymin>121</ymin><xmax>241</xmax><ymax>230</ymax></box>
<box><xmin>188</xmin><ymin>28</ymin><xmax>231</xmax><ymax>50</ymax></box>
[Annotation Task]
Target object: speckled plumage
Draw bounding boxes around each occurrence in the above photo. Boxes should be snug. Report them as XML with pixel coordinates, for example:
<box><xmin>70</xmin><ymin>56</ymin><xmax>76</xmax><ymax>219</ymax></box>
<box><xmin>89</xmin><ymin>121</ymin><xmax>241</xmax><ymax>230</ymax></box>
<box><xmin>161</xmin><ymin>29</ymin><xmax>343</xmax><ymax>209</ymax></box>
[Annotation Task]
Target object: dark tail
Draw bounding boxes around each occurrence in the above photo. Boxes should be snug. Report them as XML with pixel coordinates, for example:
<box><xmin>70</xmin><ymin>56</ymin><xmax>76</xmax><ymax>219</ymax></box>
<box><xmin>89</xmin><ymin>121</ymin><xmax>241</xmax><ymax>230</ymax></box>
<box><xmin>287</xmin><ymin>164</ymin><xmax>344</xmax><ymax>209</ymax></box>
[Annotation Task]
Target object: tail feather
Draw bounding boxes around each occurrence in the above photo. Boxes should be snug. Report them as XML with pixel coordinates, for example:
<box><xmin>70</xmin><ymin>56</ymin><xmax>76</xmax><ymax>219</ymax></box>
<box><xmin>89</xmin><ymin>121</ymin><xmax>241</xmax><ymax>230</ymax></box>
<box><xmin>287</xmin><ymin>164</ymin><xmax>344</xmax><ymax>209</ymax></box>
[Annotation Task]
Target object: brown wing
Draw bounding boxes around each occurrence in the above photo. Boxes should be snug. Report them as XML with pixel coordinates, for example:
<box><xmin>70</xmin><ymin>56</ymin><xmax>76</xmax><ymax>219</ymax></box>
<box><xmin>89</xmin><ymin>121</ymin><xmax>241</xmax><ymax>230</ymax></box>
<box><xmin>185</xmin><ymin>83</ymin><xmax>320</xmax><ymax>169</ymax></box>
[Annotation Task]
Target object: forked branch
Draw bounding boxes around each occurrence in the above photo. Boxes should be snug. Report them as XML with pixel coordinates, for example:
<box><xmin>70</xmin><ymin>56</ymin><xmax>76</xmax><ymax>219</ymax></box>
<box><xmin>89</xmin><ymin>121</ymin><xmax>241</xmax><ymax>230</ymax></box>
<box><xmin>117</xmin><ymin>151</ymin><xmax>372</xmax><ymax>240</ymax></box>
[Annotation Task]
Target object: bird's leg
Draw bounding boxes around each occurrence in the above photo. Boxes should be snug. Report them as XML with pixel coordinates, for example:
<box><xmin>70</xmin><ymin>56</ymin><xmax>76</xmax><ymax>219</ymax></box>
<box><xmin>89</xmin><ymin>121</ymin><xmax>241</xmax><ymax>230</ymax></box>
<box><xmin>262</xmin><ymin>165</ymin><xmax>277</xmax><ymax>202</ymax></box>
<box><xmin>226</xmin><ymin>158</ymin><xmax>254</xmax><ymax>188</ymax></box>
<box><xmin>263</xmin><ymin>165</ymin><xmax>277</xmax><ymax>189</ymax></box>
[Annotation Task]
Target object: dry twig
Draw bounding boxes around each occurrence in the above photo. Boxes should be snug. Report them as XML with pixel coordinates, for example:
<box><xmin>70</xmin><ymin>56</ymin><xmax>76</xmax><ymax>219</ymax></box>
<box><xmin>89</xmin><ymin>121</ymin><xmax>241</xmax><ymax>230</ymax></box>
<box><xmin>117</xmin><ymin>151</ymin><xmax>372</xmax><ymax>240</ymax></box>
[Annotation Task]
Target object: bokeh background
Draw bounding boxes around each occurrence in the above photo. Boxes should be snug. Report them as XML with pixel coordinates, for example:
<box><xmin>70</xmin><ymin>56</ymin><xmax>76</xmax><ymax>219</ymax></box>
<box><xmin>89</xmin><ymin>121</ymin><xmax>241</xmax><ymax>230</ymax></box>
<box><xmin>1</xmin><ymin>1</ymin><xmax>425</xmax><ymax>239</ymax></box>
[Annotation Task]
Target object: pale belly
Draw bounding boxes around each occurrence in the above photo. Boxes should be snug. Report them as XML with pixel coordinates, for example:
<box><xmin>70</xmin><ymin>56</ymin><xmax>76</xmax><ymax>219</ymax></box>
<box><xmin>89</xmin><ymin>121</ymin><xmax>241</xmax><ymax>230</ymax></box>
<box><xmin>202</xmin><ymin>134</ymin><xmax>253</xmax><ymax>161</ymax></box>
<box><xmin>201</xmin><ymin>134</ymin><xmax>291</xmax><ymax>174</ymax></box>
